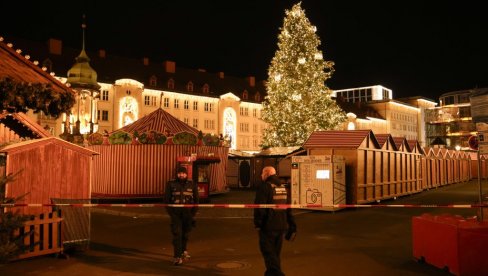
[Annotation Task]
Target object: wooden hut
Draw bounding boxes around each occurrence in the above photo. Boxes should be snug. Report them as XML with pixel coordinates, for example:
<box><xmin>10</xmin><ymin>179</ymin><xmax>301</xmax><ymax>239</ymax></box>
<box><xmin>0</xmin><ymin>137</ymin><xmax>98</xmax><ymax>215</ymax></box>
<box><xmin>88</xmin><ymin>108</ymin><xmax>229</xmax><ymax>198</ymax></box>
<box><xmin>302</xmin><ymin>130</ymin><xmax>424</xmax><ymax>204</ymax></box>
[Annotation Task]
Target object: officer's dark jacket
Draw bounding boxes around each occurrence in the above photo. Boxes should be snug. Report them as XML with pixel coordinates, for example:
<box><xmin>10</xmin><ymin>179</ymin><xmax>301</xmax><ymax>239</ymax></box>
<box><xmin>254</xmin><ymin>174</ymin><xmax>296</xmax><ymax>231</ymax></box>
<box><xmin>164</xmin><ymin>178</ymin><xmax>199</xmax><ymax>217</ymax></box>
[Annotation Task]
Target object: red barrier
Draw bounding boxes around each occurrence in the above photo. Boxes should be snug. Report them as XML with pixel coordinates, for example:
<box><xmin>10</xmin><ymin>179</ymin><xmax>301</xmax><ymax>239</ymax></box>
<box><xmin>412</xmin><ymin>213</ymin><xmax>488</xmax><ymax>275</ymax></box>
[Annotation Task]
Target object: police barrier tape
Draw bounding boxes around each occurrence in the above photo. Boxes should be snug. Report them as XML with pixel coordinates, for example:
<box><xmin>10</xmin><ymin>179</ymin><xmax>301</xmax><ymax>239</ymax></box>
<box><xmin>1</xmin><ymin>203</ymin><xmax>487</xmax><ymax>208</ymax></box>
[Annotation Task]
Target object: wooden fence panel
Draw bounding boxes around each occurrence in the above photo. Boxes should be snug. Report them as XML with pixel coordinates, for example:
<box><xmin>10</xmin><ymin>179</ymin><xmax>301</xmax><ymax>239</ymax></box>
<box><xmin>15</xmin><ymin>211</ymin><xmax>63</xmax><ymax>260</ymax></box>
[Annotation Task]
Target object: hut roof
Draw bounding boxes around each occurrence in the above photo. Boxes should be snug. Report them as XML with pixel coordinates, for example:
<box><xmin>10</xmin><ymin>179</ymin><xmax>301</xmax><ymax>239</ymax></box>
<box><xmin>114</xmin><ymin>108</ymin><xmax>198</xmax><ymax>136</ymax></box>
<box><xmin>0</xmin><ymin>111</ymin><xmax>51</xmax><ymax>139</ymax></box>
<box><xmin>392</xmin><ymin>136</ymin><xmax>411</xmax><ymax>152</ymax></box>
<box><xmin>0</xmin><ymin>37</ymin><xmax>75</xmax><ymax>95</ymax></box>
<box><xmin>0</xmin><ymin>136</ymin><xmax>99</xmax><ymax>155</ymax></box>
<box><xmin>303</xmin><ymin>130</ymin><xmax>380</xmax><ymax>149</ymax></box>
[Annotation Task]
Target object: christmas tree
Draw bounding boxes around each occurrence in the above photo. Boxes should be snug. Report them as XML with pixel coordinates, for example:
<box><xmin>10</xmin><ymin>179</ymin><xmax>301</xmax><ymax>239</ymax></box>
<box><xmin>261</xmin><ymin>2</ymin><xmax>346</xmax><ymax>147</ymax></box>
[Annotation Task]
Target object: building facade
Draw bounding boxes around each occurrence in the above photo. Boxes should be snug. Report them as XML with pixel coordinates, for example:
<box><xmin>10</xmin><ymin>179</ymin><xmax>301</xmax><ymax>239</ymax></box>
<box><xmin>332</xmin><ymin>85</ymin><xmax>437</xmax><ymax>147</ymax></box>
<box><xmin>19</xmin><ymin>38</ymin><xmax>267</xmax><ymax>152</ymax></box>
<box><xmin>424</xmin><ymin>88</ymin><xmax>488</xmax><ymax>149</ymax></box>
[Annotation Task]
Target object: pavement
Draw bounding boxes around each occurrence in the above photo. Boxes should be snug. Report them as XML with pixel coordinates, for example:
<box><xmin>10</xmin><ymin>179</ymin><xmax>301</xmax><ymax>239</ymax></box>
<box><xmin>1</xmin><ymin>181</ymin><xmax>487</xmax><ymax>276</ymax></box>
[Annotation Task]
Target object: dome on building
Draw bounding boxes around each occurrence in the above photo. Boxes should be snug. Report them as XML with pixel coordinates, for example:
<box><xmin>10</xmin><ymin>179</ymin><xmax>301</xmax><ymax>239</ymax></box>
<box><xmin>67</xmin><ymin>48</ymin><xmax>100</xmax><ymax>90</ymax></box>
<box><xmin>66</xmin><ymin>20</ymin><xmax>100</xmax><ymax>91</ymax></box>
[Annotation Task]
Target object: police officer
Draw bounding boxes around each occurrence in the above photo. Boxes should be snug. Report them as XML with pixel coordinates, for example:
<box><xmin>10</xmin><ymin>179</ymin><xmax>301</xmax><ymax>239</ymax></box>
<box><xmin>164</xmin><ymin>166</ymin><xmax>199</xmax><ymax>265</ymax></box>
<box><xmin>254</xmin><ymin>166</ymin><xmax>297</xmax><ymax>276</ymax></box>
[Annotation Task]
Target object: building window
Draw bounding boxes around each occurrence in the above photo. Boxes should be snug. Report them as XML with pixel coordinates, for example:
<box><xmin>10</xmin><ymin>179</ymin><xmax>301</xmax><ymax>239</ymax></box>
<box><xmin>101</xmin><ymin>90</ymin><xmax>109</xmax><ymax>101</ymax></box>
<box><xmin>192</xmin><ymin>118</ymin><xmax>198</xmax><ymax>128</ymax></box>
<box><xmin>193</xmin><ymin>101</ymin><xmax>198</xmax><ymax>111</ymax></box>
<box><xmin>42</xmin><ymin>59</ymin><xmax>52</xmax><ymax>72</ymax></box>
<box><xmin>184</xmin><ymin>117</ymin><xmax>189</xmax><ymax>124</ymax></box>
<box><xmin>240</xmin><ymin>107</ymin><xmax>249</xmax><ymax>116</ymax></box>
<box><xmin>149</xmin><ymin>75</ymin><xmax>157</xmax><ymax>86</ymax></box>
<box><xmin>186</xmin><ymin>81</ymin><xmax>194</xmax><ymax>92</ymax></box>
<box><xmin>168</xmin><ymin>79</ymin><xmax>175</xmax><ymax>89</ymax></box>
<box><xmin>240</xmin><ymin>123</ymin><xmax>249</xmax><ymax>132</ymax></box>
<box><xmin>174</xmin><ymin>99</ymin><xmax>179</xmax><ymax>109</ymax></box>
<box><xmin>126</xmin><ymin>90</ymin><xmax>131</xmax><ymax>95</ymax></box>
<box><xmin>97</xmin><ymin>110</ymin><xmax>109</xmax><ymax>121</ymax></box>
<box><xmin>184</xmin><ymin>100</ymin><xmax>189</xmax><ymax>110</ymax></box>
<box><xmin>164</xmin><ymin>97</ymin><xmax>170</xmax><ymax>108</ymax></box>
<box><xmin>204</xmin><ymin>119</ymin><xmax>215</xmax><ymax>130</ymax></box>
<box><xmin>242</xmin><ymin>90</ymin><xmax>248</xmax><ymax>100</ymax></box>
<box><xmin>202</xmin><ymin>84</ymin><xmax>209</xmax><ymax>94</ymax></box>
<box><xmin>145</xmin><ymin>96</ymin><xmax>157</xmax><ymax>106</ymax></box>
<box><xmin>253</xmin><ymin>109</ymin><xmax>257</xmax><ymax>117</ymax></box>
<box><xmin>204</xmin><ymin>102</ymin><xmax>213</xmax><ymax>112</ymax></box>
<box><xmin>255</xmin><ymin>92</ymin><xmax>261</xmax><ymax>102</ymax></box>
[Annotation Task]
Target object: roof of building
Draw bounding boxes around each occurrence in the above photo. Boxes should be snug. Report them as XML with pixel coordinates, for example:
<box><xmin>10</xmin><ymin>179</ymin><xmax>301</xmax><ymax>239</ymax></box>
<box><xmin>5</xmin><ymin>36</ymin><xmax>266</xmax><ymax>102</ymax></box>
<box><xmin>391</xmin><ymin>136</ymin><xmax>411</xmax><ymax>151</ymax></box>
<box><xmin>303</xmin><ymin>130</ymin><xmax>379</xmax><ymax>149</ymax></box>
<box><xmin>114</xmin><ymin>108</ymin><xmax>198</xmax><ymax>136</ymax></box>
<box><xmin>374</xmin><ymin>133</ymin><xmax>397</xmax><ymax>149</ymax></box>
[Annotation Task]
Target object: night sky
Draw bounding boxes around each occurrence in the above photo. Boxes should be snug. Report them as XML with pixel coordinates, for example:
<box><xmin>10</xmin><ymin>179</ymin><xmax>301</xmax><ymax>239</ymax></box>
<box><xmin>1</xmin><ymin>0</ymin><xmax>487</xmax><ymax>100</ymax></box>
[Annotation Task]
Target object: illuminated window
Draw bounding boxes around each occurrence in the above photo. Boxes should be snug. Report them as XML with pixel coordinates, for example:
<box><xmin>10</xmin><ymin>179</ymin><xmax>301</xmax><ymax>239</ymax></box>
<box><xmin>204</xmin><ymin>119</ymin><xmax>215</xmax><ymax>129</ymax></box>
<box><xmin>101</xmin><ymin>90</ymin><xmax>109</xmax><ymax>101</ymax></box>
<box><xmin>144</xmin><ymin>96</ymin><xmax>157</xmax><ymax>106</ymax></box>
<box><xmin>240</xmin><ymin>107</ymin><xmax>249</xmax><ymax>116</ymax></box>
<box><xmin>97</xmin><ymin>110</ymin><xmax>109</xmax><ymax>121</ymax></box>
<box><xmin>204</xmin><ymin>102</ymin><xmax>213</xmax><ymax>112</ymax></box>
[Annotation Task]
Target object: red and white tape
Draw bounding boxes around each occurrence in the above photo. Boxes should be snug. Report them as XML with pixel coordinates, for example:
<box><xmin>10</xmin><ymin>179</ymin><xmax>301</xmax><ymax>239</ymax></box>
<box><xmin>1</xmin><ymin>203</ymin><xmax>487</xmax><ymax>209</ymax></box>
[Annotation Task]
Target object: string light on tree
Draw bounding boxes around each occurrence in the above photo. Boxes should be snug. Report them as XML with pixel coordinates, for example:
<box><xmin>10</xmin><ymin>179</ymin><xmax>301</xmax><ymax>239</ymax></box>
<box><xmin>261</xmin><ymin>2</ymin><xmax>346</xmax><ymax>147</ymax></box>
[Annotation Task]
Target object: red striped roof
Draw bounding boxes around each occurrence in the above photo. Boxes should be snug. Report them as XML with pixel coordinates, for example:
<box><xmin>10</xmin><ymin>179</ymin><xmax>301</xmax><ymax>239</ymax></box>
<box><xmin>115</xmin><ymin>108</ymin><xmax>198</xmax><ymax>135</ymax></box>
<box><xmin>407</xmin><ymin>139</ymin><xmax>424</xmax><ymax>154</ymax></box>
<box><xmin>375</xmin><ymin>134</ymin><xmax>390</xmax><ymax>147</ymax></box>
<box><xmin>392</xmin><ymin>136</ymin><xmax>411</xmax><ymax>151</ymax></box>
<box><xmin>303</xmin><ymin>130</ymin><xmax>379</xmax><ymax>149</ymax></box>
<box><xmin>375</xmin><ymin>133</ymin><xmax>399</xmax><ymax>150</ymax></box>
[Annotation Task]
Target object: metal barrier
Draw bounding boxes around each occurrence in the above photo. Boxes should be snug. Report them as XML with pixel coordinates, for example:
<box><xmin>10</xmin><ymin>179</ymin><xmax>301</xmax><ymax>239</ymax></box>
<box><xmin>51</xmin><ymin>198</ymin><xmax>90</xmax><ymax>250</ymax></box>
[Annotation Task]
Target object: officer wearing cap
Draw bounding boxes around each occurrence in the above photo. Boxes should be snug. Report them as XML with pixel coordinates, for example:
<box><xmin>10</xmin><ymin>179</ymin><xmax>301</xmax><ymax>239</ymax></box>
<box><xmin>164</xmin><ymin>166</ymin><xmax>199</xmax><ymax>265</ymax></box>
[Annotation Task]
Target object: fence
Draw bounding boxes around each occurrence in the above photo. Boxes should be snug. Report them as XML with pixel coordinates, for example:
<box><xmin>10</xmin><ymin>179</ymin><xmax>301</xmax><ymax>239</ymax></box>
<box><xmin>15</xmin><ymin>211</ymin><xmax>63</xmax><ymax>260</ymax></box>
